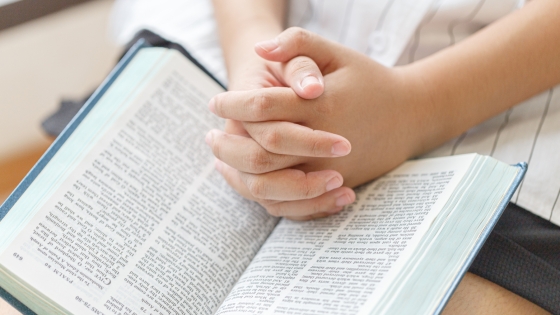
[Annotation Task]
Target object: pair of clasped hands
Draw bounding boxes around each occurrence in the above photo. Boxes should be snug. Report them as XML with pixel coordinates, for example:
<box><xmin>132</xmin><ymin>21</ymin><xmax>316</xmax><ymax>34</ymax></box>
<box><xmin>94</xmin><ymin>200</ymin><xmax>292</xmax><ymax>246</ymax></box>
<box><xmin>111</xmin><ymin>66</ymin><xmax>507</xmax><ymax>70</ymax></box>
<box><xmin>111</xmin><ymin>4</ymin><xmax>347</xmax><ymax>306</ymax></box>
<box><xmin>205</xmin><ymin>28</ymin><xmax>424</xmax><ymax>220</ymax></box>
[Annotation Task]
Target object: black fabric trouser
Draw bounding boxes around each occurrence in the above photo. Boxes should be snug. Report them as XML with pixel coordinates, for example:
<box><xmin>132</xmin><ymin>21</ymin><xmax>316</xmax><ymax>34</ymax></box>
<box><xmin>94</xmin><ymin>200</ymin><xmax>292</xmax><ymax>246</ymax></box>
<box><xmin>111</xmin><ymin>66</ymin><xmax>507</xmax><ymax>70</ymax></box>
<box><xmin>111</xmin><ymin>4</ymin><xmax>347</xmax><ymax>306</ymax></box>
<box><xmin>470</xmin><ymin>203</ymin><xmax>560</xmax><ymax>314</ymax></box>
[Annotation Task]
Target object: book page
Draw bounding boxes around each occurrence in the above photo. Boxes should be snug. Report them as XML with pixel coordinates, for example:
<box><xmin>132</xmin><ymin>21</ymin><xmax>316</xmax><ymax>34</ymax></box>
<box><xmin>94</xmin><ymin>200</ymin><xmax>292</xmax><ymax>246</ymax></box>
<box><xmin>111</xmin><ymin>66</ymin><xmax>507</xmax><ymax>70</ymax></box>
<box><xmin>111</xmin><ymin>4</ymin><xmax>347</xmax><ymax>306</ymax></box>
<box><xmin>0</xmin><ymin>50</ymin><xmax>278</xmax><ymax>315</ymax></box>
<box><xmin>215</xmin><ymin>155</ymin><xmax>475</xmax><ymax>315</ymax></box>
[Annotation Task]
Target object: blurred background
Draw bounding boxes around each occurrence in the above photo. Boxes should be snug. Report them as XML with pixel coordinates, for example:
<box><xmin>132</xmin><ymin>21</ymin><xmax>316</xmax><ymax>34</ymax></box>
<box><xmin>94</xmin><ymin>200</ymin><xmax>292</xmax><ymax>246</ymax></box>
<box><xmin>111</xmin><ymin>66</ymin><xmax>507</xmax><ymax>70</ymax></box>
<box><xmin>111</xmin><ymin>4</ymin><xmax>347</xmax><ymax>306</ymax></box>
<box><xmin>0</xmin><ymin>1</ymin><xmax>121</xmax><ymax>312</ymax></box>
<box><xmin>0</xmin><ymin>0</ymin><xmax>121</xmax><ymax>201</ymax></box>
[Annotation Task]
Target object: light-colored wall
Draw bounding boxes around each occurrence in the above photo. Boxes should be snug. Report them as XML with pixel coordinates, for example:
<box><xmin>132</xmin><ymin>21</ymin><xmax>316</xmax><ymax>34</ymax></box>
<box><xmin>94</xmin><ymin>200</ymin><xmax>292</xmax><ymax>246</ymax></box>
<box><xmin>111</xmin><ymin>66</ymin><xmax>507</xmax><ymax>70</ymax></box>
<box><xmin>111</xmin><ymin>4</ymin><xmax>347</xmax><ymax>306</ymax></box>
<box><xmin>0</xmin><ymin>0</ymin><xmax>121</xmax><ymax>161</ymax></box>
<box><xmin>0</xmin><ymin>0</ymin><xmax>20</xmax><ymax>7</ymax></box>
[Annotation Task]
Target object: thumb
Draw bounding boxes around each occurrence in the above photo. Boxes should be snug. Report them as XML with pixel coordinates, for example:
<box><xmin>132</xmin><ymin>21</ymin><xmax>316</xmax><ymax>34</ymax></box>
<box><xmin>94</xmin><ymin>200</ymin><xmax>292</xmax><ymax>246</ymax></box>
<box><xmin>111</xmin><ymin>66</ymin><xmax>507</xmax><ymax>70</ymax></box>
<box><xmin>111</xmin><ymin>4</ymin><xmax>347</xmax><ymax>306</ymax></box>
<box><xmin>277</xmin><ymin>55</ymin><xmax>325</xmax><ymax>99</ymax></box>
<box><xmin>254</xmin><ymin>27</ymin><xmax>345</xmax><ymax>73</ymax></box>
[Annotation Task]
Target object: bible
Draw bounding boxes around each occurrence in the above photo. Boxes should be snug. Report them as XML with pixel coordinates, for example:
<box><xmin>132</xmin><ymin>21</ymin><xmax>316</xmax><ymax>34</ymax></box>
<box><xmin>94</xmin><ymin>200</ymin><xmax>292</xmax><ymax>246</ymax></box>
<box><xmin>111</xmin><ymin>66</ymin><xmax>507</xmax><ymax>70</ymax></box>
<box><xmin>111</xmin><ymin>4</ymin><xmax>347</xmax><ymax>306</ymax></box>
<box><xmin>0</xmin><ymin>41</ymin><xmax>526</xmax><ymax>315</ymax></box>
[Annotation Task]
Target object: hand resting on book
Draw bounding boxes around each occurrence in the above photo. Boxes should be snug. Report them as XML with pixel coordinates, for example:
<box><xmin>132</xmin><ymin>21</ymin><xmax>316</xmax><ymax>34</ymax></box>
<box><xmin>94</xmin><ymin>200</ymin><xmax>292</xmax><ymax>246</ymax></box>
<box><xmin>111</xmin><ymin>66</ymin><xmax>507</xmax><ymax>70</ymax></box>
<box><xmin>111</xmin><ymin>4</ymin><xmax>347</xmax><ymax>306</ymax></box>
<box><xmin>206</xmin><ymin>28</ymin><xmax>427</xmax><ymax>220</ymax></box>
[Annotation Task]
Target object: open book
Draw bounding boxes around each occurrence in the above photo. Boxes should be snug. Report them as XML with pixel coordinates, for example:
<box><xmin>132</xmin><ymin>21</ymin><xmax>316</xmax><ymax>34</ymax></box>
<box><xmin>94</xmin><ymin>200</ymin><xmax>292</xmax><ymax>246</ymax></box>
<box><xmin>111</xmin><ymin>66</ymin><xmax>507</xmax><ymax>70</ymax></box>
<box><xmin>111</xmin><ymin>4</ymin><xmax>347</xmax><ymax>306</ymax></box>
<box><xmin>0</xmin><ymin>41</ymin><xmax>525</xmax><ymax>315</ymax></box>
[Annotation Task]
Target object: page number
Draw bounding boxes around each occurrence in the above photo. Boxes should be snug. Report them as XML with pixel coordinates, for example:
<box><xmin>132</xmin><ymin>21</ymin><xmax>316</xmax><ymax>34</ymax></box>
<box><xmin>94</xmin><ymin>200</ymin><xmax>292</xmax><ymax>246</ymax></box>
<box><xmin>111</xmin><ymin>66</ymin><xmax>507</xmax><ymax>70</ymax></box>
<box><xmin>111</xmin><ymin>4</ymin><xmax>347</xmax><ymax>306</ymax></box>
<box><xmin>12</xmin><ymin>253</ymin><xmax>23</xmax><ymax>261</ymax></box>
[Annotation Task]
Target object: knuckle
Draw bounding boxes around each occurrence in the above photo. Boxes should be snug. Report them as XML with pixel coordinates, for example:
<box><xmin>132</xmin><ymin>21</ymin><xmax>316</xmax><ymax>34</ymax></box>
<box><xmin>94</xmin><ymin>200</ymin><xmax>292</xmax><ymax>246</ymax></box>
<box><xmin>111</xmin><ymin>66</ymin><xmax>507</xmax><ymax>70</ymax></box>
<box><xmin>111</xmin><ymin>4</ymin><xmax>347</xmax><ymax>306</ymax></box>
<box><xmin>287</xmin><ymin>27</ymin><xmax>310</xmax><ymax>46</ymax></box>
<box><xmin>260</xmin><ymin>128</ymin><xmax>281</xmax><ymax>151</ymax></box>
<box><xmin>290</xmin><ymin>57</ymin><xmax>314</xmax><ymax>73</ymax></box>
<box><xmin>250</xmin><ymin>92</ymin><xmax>273</xmax><ymax>120</ymax></box>
<box><xmin>300</xmin><ymin>173</ymin><xmax>319</xmax><ymax>198</ymax></box>
<box><xmin>309</xmin><ymin>136</ymin><xmax>323</xmax><ymax>156</ymax></box>
<box><xmin>309</xmin><ymin>202</ymin><xmax>324</xmax><ymax>215</ymax></box>
<box><xmin>244</xmin><ymin>148</ymin><xmax>271</xmax><ymax>173</ymax></box>
<box><xmin>314</xmin><ymin>93</ymin><xmax>336</xmax><ymax>115</ymax></box>
<box><xmin>304</xmin><ymin>197</ymin><xmax>326</xmax><ymax>215</ymax></box>
<box><xmin>247</xmin><ymin>177</ymin><xmax>268</xmax><ymax>199</ymax></box>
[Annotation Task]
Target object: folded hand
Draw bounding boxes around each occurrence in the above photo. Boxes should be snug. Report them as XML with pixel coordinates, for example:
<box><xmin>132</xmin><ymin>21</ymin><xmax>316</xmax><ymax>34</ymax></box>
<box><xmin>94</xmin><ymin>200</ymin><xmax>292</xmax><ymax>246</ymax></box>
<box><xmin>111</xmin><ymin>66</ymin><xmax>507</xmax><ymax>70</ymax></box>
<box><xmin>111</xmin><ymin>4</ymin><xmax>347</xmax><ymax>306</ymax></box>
<box><xmin>207</xmin><ymin>28</ymin><xmax>427</xmax><ymax>220</ymax></box>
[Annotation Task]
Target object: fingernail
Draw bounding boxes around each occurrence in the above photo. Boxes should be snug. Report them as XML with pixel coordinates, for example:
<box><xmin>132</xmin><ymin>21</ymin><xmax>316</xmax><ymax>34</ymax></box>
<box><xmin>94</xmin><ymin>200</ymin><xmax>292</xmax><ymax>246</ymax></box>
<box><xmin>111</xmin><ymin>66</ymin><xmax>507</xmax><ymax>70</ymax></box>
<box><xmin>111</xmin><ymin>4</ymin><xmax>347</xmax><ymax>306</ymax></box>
<box><xmin>328</xmin><ymin>206</ymin><xmax>344</xmax><ymax>214</ymax></box>
<box><xmin>255</xmin><ymin>39</ymin><xmax>279</xmax><ymax>52</ymax></box>
<box><xmin>208</xmin><ymin>98</ymin><xmax>216</xmax><ymax>113</ymax></box>
<box><xmin>331</xmin><ymin>141</ymin><xmax>351</xmax><ymax>157</ymax></box>
<box><xmin>205</xmin><ymin>130</ymin><xmax>214</xmax><ymax>145</ymax></box>
<box><xmin>300</xmin><ymin>75</ymin><xmax>321</xmax><ymax>89</ymax></box>
<box><xmin>215</xmin><ymin>159</ymin><xmax>223</xmax><ymax>172</ymax></box>
<box><xmin>335</xmin><ymin>193</ymin><xmax>352</xmax><ymax>207</ymax></box>
<box><xmin>326</xmin><ymin>176</ymin><xmax>342</xmax><ymax>192</ymax></box>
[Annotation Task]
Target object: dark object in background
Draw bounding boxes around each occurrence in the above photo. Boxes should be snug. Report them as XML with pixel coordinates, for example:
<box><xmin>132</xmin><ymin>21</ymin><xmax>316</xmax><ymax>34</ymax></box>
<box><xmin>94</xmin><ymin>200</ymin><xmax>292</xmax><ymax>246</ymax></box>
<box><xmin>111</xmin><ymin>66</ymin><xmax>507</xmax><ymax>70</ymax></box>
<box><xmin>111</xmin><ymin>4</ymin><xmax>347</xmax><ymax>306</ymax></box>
<box><xmin>0</xmin><ymin>0</ymin><xmax>92</xmax><ymax>31</ymax></box>
<box><xmin>41</xmin><ymin>99</ymin><xmax>88</xmax><ymax>137</ymax></box>
<box><xmin>41</xmin><ymin>29</ymin><xmax>224</xmax><ymax>138</ymax></box>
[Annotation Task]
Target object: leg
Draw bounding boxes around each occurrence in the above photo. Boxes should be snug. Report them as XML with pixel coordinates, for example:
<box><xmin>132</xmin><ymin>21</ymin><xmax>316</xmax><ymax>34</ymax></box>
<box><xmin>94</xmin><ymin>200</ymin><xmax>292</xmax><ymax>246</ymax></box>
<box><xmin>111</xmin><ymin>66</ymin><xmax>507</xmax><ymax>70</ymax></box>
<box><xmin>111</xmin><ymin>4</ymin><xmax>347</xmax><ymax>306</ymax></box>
<box><xmin>443</xmin><ymin>272</ymin><xmax>550</xmax><ymax>315</ymax></box>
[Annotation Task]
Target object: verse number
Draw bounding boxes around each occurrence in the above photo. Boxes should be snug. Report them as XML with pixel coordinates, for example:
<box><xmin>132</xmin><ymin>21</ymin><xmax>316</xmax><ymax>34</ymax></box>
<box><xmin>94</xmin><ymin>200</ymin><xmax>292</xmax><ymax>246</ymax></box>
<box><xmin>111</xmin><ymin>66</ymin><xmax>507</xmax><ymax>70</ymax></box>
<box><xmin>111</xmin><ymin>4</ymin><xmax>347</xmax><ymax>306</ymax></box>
<box><xmin>12</xmin><ymin>253</ymin><xmax>23</xmax><ymax>261</ymax></box>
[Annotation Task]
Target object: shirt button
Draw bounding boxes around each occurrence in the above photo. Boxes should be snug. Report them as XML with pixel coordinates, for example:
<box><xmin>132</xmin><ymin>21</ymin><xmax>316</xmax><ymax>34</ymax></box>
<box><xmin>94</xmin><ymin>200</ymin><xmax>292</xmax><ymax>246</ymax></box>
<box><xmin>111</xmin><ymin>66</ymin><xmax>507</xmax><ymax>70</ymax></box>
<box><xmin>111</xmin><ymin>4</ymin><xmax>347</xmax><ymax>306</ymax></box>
<box><xmin>369</xmin><ymin>31</ymin><xmax>389</xmax><ymax>54</ymax></box>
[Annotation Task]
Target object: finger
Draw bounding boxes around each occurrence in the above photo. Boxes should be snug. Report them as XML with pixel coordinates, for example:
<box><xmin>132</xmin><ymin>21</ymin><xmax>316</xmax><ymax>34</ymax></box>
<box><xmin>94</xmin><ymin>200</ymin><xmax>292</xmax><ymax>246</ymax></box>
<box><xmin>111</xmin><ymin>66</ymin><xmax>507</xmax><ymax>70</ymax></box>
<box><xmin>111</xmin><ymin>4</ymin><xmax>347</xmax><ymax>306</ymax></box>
<box><xmin>243</xmin><ymin>121</ymin><xmax>351</xmax><ymax>157</ymax></box>
<box><xmin>215</xmin><ymin>160</ymin><xmax>355</xmax><ymax>219</ymax></box>
<box><xmin>209</xmin><ymin>88</ymin><xmax>308</xmax><ymax>122</ymax></box>
<box><xmin>285</xmin><ymin>211</ymin><xmax>338</xmax><ymax>221</ymax></box>
<box><xmin>265</xmin><ymin>187</ymin><xmax>356</xmax><ymax>217</ymax></box>
<box><xmin>237</xmin><ymin>168</ymin><xmax>344</xmax><ymax>201</ymax></box>
<box><xmin>254</xmin><ymin>27</ymin><xmax>346</xmax><ymax>71</ymax></box>
<box><xmin>215</xmin><ymin>159</ymin><xmax>256</xmax><ymax>200</ymax></box>
<box><xmin>225</xmin><ymin>119</ymin><xmax>249</xmax><ymax>137</ymax></box>
<box><xmin>205</xmin><ymin>129</ymin><xmax>304</xmax><ymax>174</ymax></box>
<box><xmin>277</xmin><ymin>56</ymin><xmax>324</xmax><ymax>99</ymax></box>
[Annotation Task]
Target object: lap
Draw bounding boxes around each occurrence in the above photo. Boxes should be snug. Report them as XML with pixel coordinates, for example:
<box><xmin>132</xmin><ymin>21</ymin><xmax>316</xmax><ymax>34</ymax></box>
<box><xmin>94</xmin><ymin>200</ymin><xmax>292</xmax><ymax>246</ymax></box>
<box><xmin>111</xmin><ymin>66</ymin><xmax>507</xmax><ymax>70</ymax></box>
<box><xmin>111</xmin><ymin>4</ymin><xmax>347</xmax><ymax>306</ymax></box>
<box><xmin>444</xmin><ymin>272</ymin><xmax>549</xmax><ymax>314</ymax></box>
<box><xmin>457</xmin><ymin>203</ymin><xmax>560</xmax><ymax>314</ymax></box>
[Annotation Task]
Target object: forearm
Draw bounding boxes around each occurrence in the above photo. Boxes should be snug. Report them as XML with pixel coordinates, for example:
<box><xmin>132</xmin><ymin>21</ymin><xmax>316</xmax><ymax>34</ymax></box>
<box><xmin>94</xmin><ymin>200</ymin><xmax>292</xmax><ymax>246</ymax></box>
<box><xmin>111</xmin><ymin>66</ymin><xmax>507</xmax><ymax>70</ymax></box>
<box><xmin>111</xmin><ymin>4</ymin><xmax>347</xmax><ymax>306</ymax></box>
<box><xmin>212</xmin><ymin>0</ymin><xmax>286</xmax><ymax>84</ymax></box>
<box><xmin>404</xmin><ymin>0</ymin><xmax>560</xmax><ymax>155</ymax></box>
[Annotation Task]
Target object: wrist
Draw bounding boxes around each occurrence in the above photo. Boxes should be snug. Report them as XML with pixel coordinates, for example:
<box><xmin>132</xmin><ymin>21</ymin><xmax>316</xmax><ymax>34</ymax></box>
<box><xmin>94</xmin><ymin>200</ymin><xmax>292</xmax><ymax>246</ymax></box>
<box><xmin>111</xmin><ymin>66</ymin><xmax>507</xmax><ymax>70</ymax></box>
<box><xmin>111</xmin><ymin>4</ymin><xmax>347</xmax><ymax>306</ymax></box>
<box><xmin>219</xmin><ymin>16</ymin><xmax>283</xmax><ymax>79</ymax></box>
<box><xmin>226</xmin><ymin>27</ymin><xmax>281</xmax><ymax>80</ymax></box>
<box><xmin>393</xmin><ymin>64</ymin><xmax>442</xmax><ymax>158</ymax></box>
<box><xmin>227</xmin><ymin>58</ymin><xmax>277</xmax><ymax>91</ymax></box>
